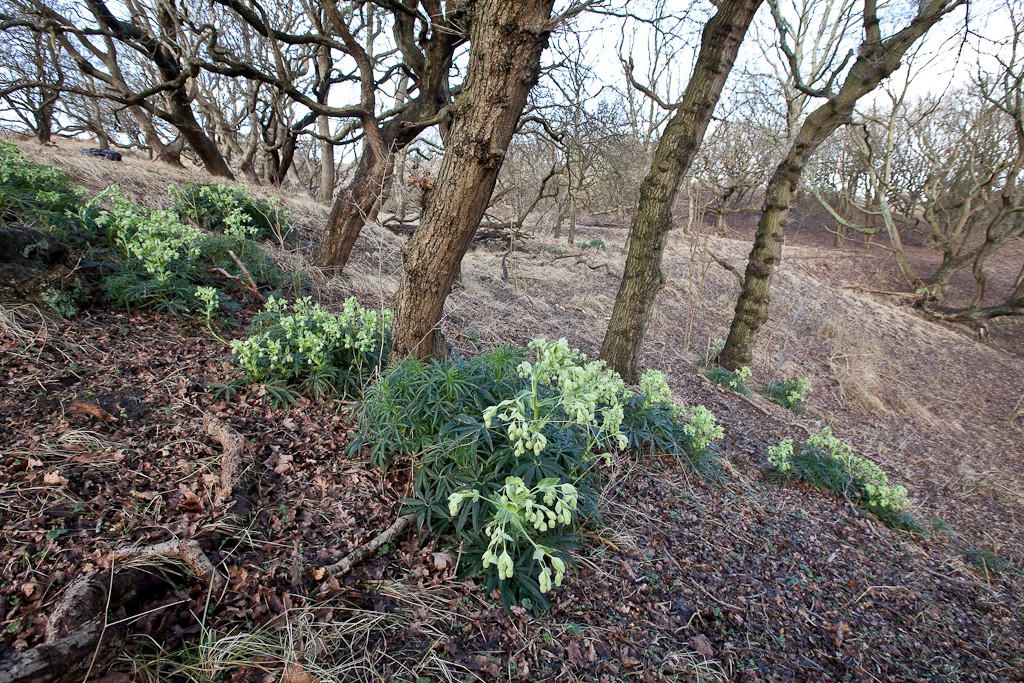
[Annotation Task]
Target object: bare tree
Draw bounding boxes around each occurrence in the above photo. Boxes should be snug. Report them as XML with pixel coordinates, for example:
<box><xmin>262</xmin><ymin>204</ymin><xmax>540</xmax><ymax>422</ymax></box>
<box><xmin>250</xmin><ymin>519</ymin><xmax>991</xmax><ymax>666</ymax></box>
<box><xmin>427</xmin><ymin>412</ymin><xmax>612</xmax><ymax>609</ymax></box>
<box><xmin>719</xmin><ymin>0</ymin><xmax>967</xmax><ymax>370</ymax></box>
<box><xmin>599</xmin><ymin>0</ymin><xmax>764</xmax><ymax>382</ymax></box>
<box><xmin>391</xmin><ymin>0</ymin><xmax>560</xmax><ymax>358</ymax></box>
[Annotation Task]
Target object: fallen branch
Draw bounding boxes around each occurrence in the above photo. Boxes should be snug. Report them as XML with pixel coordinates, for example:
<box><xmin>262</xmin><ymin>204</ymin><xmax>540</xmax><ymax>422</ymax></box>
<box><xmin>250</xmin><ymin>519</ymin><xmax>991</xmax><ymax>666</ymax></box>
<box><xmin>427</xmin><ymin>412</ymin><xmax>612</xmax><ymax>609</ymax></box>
<box><xmin>203</xmin><ymin>413</ymin><xmax>247</xmax><ymax>509</ymax></box>
<box><xmin>213</xmin><ymin>250</ymin><xmax>265</xmax><ymax>302</ymax></box>
<box><xmin>709</xmin><ymin>251</ymin><xmax>743</xmax><ymax>287</ymax></box>
<box><xmin>841</xmin><ymin>285</ymin><xmax>921</xmax><ymax>299</ymax></box>
<box><xmin>320</xmin><ymin>513</ymin><xmax>416</xmax><ymax>579</ymax></box>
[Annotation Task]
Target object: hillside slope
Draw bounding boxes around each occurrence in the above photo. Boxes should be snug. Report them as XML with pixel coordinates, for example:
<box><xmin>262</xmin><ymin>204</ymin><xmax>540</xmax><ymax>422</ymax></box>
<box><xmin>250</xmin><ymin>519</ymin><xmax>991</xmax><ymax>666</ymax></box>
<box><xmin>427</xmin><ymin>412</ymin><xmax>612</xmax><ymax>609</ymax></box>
<box><xmin>2</xmin><ymin>139</ymin><xmax>1022</xmax><ymax>682</ymax></box>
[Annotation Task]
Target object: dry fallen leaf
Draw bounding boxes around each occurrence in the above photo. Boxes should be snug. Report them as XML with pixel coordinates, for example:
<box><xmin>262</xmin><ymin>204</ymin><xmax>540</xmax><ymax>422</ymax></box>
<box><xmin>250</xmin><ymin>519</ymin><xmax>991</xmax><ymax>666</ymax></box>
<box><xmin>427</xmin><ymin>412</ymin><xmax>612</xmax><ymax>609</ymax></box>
<box><xmin>432</xmin><ymin>552</ymin><xmax>454</xmax><ymax>571</ymax></box>
<box><xmin>42</xmin><ymin>471</ymin><xmax>67</xmax><ymax>486</ymax></box>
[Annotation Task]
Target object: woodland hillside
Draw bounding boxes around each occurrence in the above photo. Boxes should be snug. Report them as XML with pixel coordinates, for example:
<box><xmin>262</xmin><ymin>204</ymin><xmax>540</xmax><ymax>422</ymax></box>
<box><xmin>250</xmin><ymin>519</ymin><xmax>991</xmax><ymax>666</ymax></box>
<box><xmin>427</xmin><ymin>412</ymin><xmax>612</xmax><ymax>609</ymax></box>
<box><xmin>1</xmin><ymin>138</ymin><xmax>1022</xmax><ymax>682</ymax></box>
<box><xmin>2</xmin><ymin>0</ymin><xmax>1024</xmax><ymax>680</ymax></box>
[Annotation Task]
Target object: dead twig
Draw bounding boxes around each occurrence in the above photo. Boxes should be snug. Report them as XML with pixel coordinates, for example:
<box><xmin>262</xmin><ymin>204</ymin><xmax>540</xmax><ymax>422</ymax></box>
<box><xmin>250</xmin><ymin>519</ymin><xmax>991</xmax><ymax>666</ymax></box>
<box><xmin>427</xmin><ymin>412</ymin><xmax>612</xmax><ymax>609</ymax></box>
<box><xmin>227</xmin><ymin>249</ymin><xmax>265</xmax><ymax>302</ymax></box>
<box><xmin>320</xmin><ymin>513</ymin><xmax>416</xmax><ymax>579</ymax></box>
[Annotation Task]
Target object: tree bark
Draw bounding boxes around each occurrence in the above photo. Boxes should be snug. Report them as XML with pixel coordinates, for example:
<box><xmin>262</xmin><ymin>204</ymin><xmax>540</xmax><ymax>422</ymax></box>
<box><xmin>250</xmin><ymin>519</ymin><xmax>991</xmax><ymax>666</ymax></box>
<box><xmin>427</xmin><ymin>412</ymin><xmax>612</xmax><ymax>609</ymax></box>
<box><xmin>599</xmin><ymin>0</ymin><xmax>763</xmax><ymax>383</ymax></box>
<box><xmin>391</xmin><ymin>0</ymin><xmax>556</xmax><ymax>358</ymax></box>
<box><xmin>719</xmin><ymin>0</ymin><xmax>963</xmax><ymax>370</ymax></box>
<box><xmin>317</xmin><ymin>115</ymin><xmax>336</xmax><ymax>203</ymax></box>
<box><xmin>316</xmin><ymin>148</ymin><xmax>395</xmax><ymax>272</ymax></box>
<box><xmin>314</xmin><ymin>8</ymin><xmax>460</xmax><ymax>274</ymax></box>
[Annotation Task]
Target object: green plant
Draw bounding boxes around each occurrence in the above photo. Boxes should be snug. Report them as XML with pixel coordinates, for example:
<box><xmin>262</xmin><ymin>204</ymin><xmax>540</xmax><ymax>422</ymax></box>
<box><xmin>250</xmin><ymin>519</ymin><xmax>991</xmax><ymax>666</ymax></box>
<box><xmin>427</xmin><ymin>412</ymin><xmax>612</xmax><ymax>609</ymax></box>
<box><xmin>576</xmin><ymin>239</ymin><xmax>606</xmax><ymax>250</ymax></box>
<box><xmin>704</xmin><ymin>364</ymin><xmax>752</xmax><ymax>394</ymax></box>
<box><xmin>546</xmin><ymin>245</ymin><xmax>567</xmax><ymax>255</ymax></box>
<box><xmin>966</xmin><ymin>548</ymin><xmax>1016</xmax><ymax>577</ymax></box>
<box><xmin>763</xmin><ymin>377</ymin><xmax>811</xmax><ymax>414</ymax></box>
<box><xmin>194</xmin><ymin>286</ymin><xmax>229</xmax><ymax>344</ymax></box>
<box><xmin>96</xmin><ymin>187</ymin><xmax>288</xmax><ymax>313</ymax></box>
<box><xmin>231</xmin><ymin>296</ymin><xmax>390</xmax><ymax>401</ymax></box>
<box><xmin>694</xmin><ymin>339</ymin><xmax>752</xmax><ymax>394</ymax></box>
<box><xmin>0</xmin><ymin>141</ymin><xmax>96</xmax><ymax>243</ymax></box>
<box><xmin>40</xmin><ymin>279</ymin><xmax>89</xmax><ymax>318</ymax></box>
<box><xmin>352</xmin><ymin>340</ymin><xmax>725</xmax><ymax>610</ymax></box>
<box><xmin>767</xmin><ymin>428</ymin><xmax>920</xmax><ymax>531</ymax></box>
<box><xmin>97</xmin><ymin>187</ymin><xmax>203</xmax><ymax>312</ymax></box>
<box><xmin>622</xmin><ymin>370</ymin><xmax>724</xmax><ymax>475</ymax></box>
<box><xmin>170</xmin><ymin>182</ymin><xmax>291</xmax><ymax>244</ymax></box>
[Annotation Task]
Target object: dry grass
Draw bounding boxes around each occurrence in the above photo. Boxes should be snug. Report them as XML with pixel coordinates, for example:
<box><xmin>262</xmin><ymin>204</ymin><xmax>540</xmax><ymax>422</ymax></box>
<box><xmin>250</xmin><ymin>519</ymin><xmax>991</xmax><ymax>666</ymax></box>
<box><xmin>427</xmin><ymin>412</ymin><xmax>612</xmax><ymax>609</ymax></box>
<box><xmin>815</xmin><ymin>316</ymin><xmax>889</xmax><ymax>415</ymax></box>
<box><xmin>128</xmin><ymin>581</ymin><xmax>480</xmax><ymax>683</ymax></box>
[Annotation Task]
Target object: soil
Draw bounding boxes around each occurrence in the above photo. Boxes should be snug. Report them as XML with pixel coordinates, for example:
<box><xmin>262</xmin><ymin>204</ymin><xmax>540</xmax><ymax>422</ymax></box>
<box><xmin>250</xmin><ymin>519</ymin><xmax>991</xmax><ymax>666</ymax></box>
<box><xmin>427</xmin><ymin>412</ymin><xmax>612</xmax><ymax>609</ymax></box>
<box><xmin>2</xmin><ymin>140</ymin><xmax>1022</xmax><ymax>682</ymax></box>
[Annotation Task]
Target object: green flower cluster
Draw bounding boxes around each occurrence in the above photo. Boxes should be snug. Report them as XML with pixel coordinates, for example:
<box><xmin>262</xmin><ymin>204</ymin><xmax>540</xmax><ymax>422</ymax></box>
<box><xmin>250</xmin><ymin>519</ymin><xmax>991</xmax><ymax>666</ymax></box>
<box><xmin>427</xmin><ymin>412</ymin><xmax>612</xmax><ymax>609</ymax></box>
<box><xmin>763</xmin><ymin>377</ymin><xmax>812</xmax><ymax>413</ymax></box>
<box><xmin>449</xmin><ymin>477</ymin><xmax>576</xmax><ymax>593</ymax></box>
<box><xmin>231</xmin><ymin>296</ymin><xmax>391</xmax><ymax>397</ymax></box>
<box><xmin>683</xmin><ymin>405</ymin><xmax>726</xmax><ymax>453</ymax></box>
<box><xmin>768</xmin><ymin>428</ymin><xmax>912</xmax><ymax>526</ymax></box>
<box><xmin>170</xmin><ymin>182</ymin><xmax>290</xmax><ymax>243</ymax></box>
<box><xmin>483</xmin><ymin>339</ymin><xmax>628</xmax><ymax>458</ymax></box>
<box><xmin>639</xmin><ymin>369</ymin><xmax>674</xmax><ymax>408</ymax></box>
<box><xmin>97</xmin><ymin>188</ymin><xmax>202</xmax><ymax>284</ymax></box>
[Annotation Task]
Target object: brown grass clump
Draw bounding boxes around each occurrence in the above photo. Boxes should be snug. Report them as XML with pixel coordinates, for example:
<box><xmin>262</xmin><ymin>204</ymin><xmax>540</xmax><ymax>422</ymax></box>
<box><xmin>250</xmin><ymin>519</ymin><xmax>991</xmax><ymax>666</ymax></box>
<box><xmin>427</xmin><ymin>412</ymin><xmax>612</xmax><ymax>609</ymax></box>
<box><xmin>815</xmin><ymin>317</ymin><xmax>890</xmax><ymax>415</ymax></box>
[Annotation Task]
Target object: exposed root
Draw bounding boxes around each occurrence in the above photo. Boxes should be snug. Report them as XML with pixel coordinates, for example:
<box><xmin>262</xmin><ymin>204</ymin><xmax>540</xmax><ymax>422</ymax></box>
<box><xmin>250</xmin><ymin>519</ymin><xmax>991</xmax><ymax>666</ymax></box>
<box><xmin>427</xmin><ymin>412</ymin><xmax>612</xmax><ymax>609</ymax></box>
<box><xmin>203</xmin><ymin>413</ymin><xmax>247</xmax><ymax>509</ymax></box>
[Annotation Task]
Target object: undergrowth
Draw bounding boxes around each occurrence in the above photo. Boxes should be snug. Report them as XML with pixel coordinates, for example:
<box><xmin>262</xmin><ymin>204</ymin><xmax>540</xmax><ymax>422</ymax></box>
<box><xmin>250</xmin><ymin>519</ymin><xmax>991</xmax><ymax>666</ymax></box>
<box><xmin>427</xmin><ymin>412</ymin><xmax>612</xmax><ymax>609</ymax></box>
<box><xmin>767</xmin><ymin>428</ymin><xmax>922</xmax><ymax>532</ymax></box>
<box><xmin>0</xmin><ymin>141</ymin><xmax>96</xmax><ymax>244</ymax></box>
<box><xmin>229</xmin><ymin>296</ymin><xmax>391</xmax><ymax>405</ymax></box>
<box><xmin>696</xmin><ymin>339</ymin><xmax>752</xmax><ymax>394</ymax></box>
<box><xmin>170</xmin><ymin>182</ymin><xmax>292</xmax><ymax>245</ymax></box>
<box><xmin>96</xmin><ymin>187</ymin><xmax>291</xmax><ymax>315</ymax></box>
<box><xmin>352</xmin><ymin>341</ymin><xmax>725</xmax><ymax>610</ymax></box>
<box><xmin>762</xmin><ymin>377</ymin><xmax>811</xmax><ymax>414</ymax></box>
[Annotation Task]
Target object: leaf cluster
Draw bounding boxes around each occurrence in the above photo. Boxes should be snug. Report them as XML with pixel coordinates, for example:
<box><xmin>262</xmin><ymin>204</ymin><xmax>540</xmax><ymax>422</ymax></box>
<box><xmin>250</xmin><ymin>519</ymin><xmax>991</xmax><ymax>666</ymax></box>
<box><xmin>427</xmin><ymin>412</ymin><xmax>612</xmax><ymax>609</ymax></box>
<box><xmin>768</xmin><ymin>429</ymin><xmax>922</xmax><ymax>532</ymax></box>
<box><xmin>352</xmin><ymin>343</ymin><xmax>725</xmax><ymax>610</ymax></box>
<box><xmin>0</xmin><ymin>141</ymin><xmax>96</xmax><ymax>245</ymax></box>
<box><xmin>170</xmin><ymin>182</ymin><xmax>292</xmax><ymax>244</ymax></box>
<box><xmin>96</xmin><ymin>187</ymin><xmax>290</xmax><ymax>315</ymax></box>
<box><xmin>231</xmin><ymin>296</ymin><xmax>391</xmax><ymax>402</ymax></box>
<box><xmin>762</xmin><ymin>377</ymin><xmax>811</xmax><ymax>414</ymax></box>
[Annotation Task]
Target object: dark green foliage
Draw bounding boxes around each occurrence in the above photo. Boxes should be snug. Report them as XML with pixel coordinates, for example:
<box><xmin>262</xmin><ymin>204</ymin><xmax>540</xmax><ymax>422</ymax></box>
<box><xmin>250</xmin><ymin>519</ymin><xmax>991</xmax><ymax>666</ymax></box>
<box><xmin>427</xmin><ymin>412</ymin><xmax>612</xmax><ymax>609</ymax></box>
<box><xmin>353</xmin><ymin>346</ymin><xmax>605</xmax><ymax>609</ymax></box>
<box><xmin>0</xmin><ymin>141</ymin><xmax>96</xmax><ymax>245</ymax></box>
<box><xmin>577</xmin><ymin>239</ymin><xmax>606</xmax><ymax>250</ymax></box>
<box><xmin>199</xmin><ymin>235</ymin><xmax>292</xmax><ymax>292</ymax></box>
<box><xmin>966</xmin><ymin>548</ymin><xmax>1017</xmax><ymax>577</ymax></box>
<box><xmin>619</xmin><ymin>395</ymin><xmax>722</xmax><ymax>478</ymax></box>
<box><xmin>768</xmin><ymin>430</ymin><xmax>923</xmax><ymax>533</ymax></box>
<box><xmin>762</xmin><ymin>377</ymin><xmax>811</xmax><ymax>414</ymax></box>
<box><xmin>170</xmin><ymin>182</ymin><xmax>291</xmax><ymax>243</ymax></box>
<box><xmin>351</xmin><ymin>344</ymin><xmax>720</xmax><ymax>610</ymax></box>
<box><xmin>703</xmin><ymin>365</ymin><xmax>752</xmax><ymax>394</ymax></box>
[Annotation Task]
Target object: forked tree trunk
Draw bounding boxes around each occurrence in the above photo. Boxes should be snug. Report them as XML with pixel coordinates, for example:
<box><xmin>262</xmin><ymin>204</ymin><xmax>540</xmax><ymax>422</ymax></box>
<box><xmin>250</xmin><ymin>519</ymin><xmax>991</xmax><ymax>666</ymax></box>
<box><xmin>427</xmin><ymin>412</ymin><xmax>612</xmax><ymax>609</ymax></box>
<box><xmin>391</xmin><ymin>0</ymin><xmax>556</xmax><ymax>358</ymax></box>
<box><xmin>316</xmin><ymin>149</ymin><xmax>394</xmax><ymax>272</ymax></box>
<box><xmin>719</xmin><ymin>0</ymin><xmax>963</xmax><ymax>370</ymax></box>
<box><xmin>599</xmin><ymin>0</ymin><xmax>763</xmax><ymax>383</ymax></box>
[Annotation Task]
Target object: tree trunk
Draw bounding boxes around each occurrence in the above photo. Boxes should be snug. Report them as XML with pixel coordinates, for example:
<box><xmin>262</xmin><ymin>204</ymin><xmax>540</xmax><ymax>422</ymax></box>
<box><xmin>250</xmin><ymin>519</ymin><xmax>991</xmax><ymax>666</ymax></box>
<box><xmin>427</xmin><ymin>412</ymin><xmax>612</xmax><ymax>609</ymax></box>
<box><xmin>391</xmin><ymin>0</ymin><xmax>556</xmax><ymax>358</ymax></box>
<box><xmin>317</xmin><ymin>116</ymin><xmax>336</xmax><ymax>203</ymax></box>
<box><xmin>316</xmin><ymin>149</ymin><xmax>394</xmax><ymax>272</ymax></box>
<box><xmin>130</xmin><ymin>105</ymin><xmax>183</xmax><ymax>166</ymax></box>
<box><xmin>598</xmin><ymin>0</ymin><xmax>763</xmax><ymax>383</ymax></box>
<box><xmin>719</xmin><ymin>0</ymin><xmax>962</xmax><ymax>370</ymax></box>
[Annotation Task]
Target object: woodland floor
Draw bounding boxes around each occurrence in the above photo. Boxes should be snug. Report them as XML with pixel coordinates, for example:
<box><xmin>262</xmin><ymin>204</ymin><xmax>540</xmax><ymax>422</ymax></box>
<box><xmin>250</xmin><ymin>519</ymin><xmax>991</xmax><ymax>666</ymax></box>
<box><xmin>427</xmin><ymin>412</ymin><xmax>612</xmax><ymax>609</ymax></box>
<box><xmin>1</xmin><ymin>140</ymin><xmax>1023</xmax><ymax>682</ymax></box>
